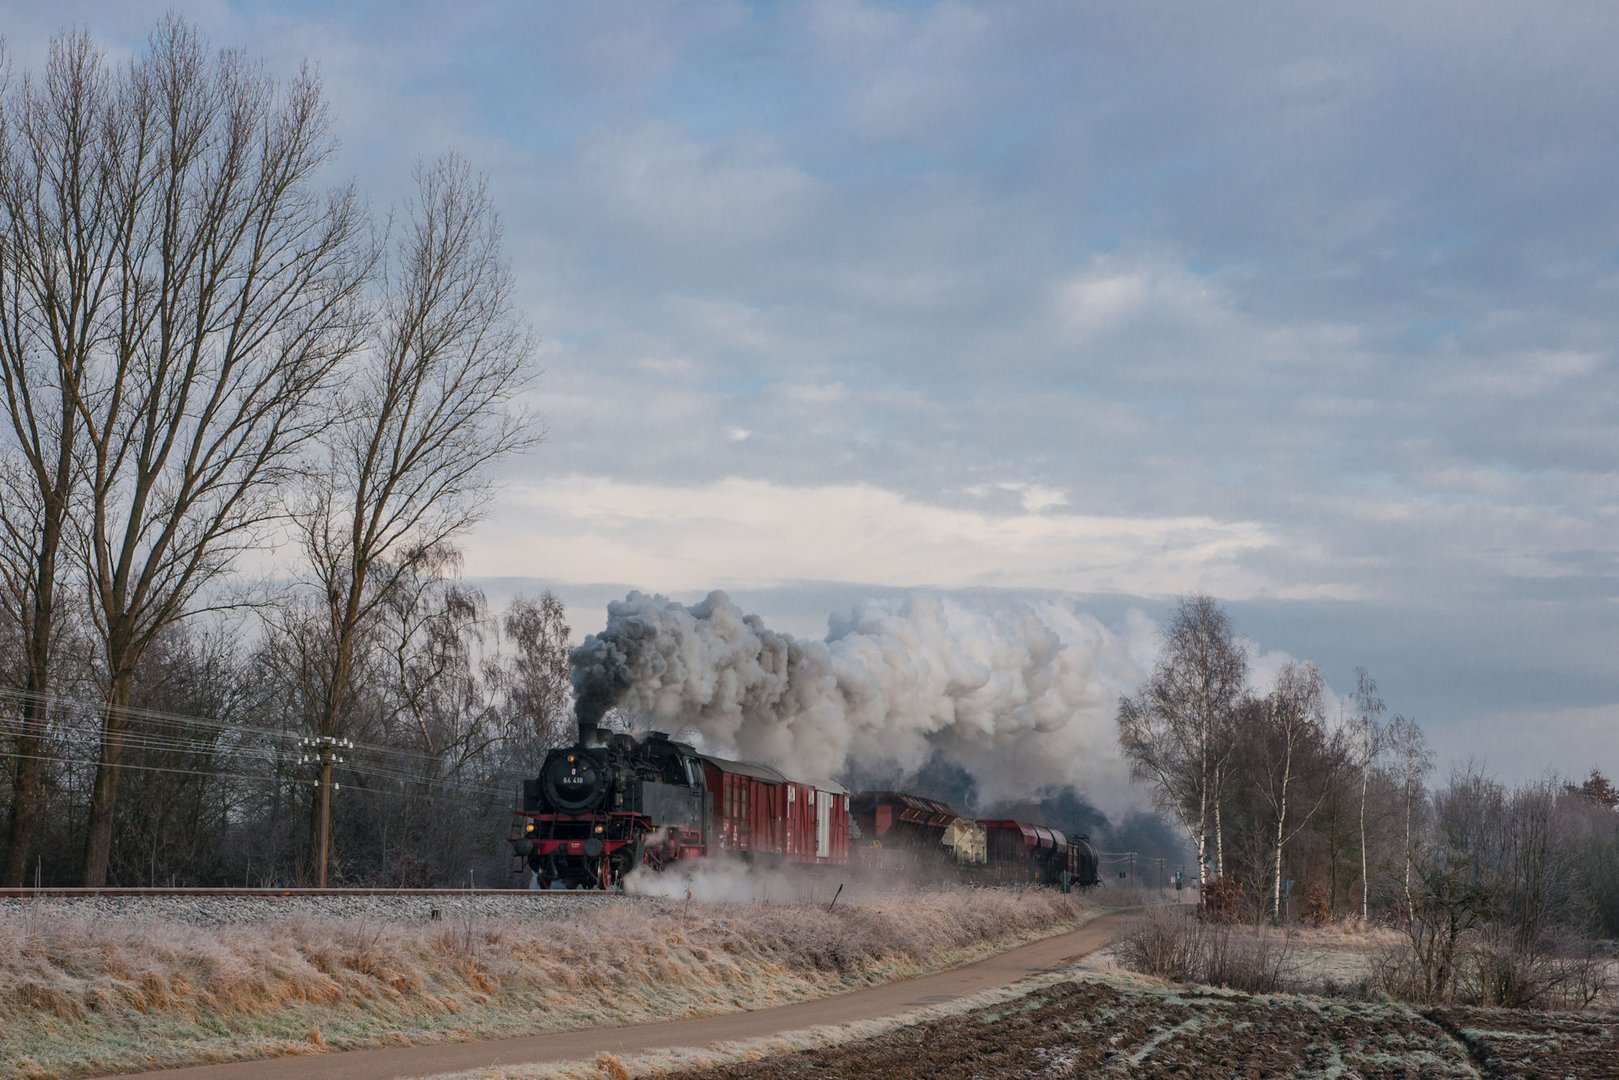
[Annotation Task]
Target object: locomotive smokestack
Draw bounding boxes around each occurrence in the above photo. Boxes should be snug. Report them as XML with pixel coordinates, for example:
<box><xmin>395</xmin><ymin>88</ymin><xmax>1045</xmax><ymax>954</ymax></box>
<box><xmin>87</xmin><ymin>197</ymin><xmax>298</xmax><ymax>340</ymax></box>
<box><xmin>570</xmin><ymin>611</ymin><xmax>651</xmax><ymax>745</ymax></box>
<box><xmin>573</xmin><ymin>693</ymin><xmax>605</xmax><ymax>746</ymax></box>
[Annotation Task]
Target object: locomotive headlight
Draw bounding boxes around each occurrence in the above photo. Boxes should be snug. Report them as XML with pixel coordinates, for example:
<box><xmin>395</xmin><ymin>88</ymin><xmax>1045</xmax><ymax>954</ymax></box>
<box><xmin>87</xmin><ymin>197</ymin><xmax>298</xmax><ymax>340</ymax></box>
<box><xmin>594</xmin><ymin>825</ymin><xmax>604</xmax><ymax>834</ymax></box>
<box><xmin>525</xmin><ymin>823</ymin><xmax>535</xmax><ymax>835</ymax></box>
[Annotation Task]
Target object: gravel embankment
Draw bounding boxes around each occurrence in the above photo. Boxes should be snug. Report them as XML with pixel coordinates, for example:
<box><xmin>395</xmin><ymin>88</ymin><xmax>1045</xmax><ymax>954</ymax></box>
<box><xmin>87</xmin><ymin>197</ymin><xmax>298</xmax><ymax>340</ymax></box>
<box><xmin>0</xmin><ymin>890</ymin><xmax>657</xmax><ymax>927</ymax></box>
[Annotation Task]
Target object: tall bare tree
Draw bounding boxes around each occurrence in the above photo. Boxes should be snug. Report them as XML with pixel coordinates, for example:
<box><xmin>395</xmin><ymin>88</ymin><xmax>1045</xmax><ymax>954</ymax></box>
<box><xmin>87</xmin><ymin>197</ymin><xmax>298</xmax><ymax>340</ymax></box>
<box><xmin>1256</xmin><ymin>661</ymin><xmax>1339</xmax><ymax>921</ymax></box>
<box><xmin>59</xmin><ymin>17</ymin><xmax>369</xmax><ymax>885</ymax></box>
<box><xmin>1117</xmin><ymin>595</ymin><xmax>1247</xmax><ymax>884</ymax></box>
<box><xmin>0</xmin><ymin>33</ymin><xmax>128</xmax><ymax>882</ymax></box>
<box><xmin>1350</xmin><ymin>667</ymin><xmax>1386</xmax><ymax>922</ymax></box>
<box><xmin>1387</xmin><ymin>712</ymin><xmax>1432</xmax><ymax>920</ymax></box>
<box><xmin>496</xmin><ymin>592</ymin><xmax>573</xmax><ymax>753</ymax></box>
<box><xmin>287</xmin><ymin>154</ymin><xmax>532</xmax><ymax>883</ymax></box>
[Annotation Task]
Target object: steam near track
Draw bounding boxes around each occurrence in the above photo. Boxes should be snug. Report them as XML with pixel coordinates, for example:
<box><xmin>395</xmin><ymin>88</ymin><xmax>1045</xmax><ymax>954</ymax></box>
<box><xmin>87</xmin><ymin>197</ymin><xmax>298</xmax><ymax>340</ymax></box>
<box><xmin>570</xmin><ymin>591</ymin><xmax>1156</xmax><ymax>804</ymax></box>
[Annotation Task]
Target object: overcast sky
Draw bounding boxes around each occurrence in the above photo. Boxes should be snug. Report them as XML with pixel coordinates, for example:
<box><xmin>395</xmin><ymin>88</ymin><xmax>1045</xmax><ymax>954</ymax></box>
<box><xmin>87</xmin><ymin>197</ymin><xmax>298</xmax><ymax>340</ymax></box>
<box><xmin>11</xmin><ymin>2</ymin><xmax>1619</xmax><ymax>783</ymax></box>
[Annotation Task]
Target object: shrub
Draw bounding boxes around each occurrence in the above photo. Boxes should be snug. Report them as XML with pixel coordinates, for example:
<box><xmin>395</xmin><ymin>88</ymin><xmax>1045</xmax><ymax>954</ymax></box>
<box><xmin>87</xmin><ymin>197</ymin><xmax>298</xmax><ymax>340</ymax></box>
<box><xmin>1199</xmin><ymin>876</ymin><xmax>1245</xmax><ymax>924</ymax></box>
<box><xmin>1302</xmin><ymin>883</ymin><xmax>1330</xmax><ymax>927</ymax></box>
<box><xmin>1118</xmin><ymin>905</ymin><xmax>1297</xmax><ymax>994</ymax></box>
<box><xmin>1116</xmin><ymin>905</ymin><xmax>1203</xmax><ymax>980</ymax></box>
<box><xmin>1373</xmin><ymin>923</ymin><xmax>1611</xmax><ymax>1010</ymax></box>
<box><xmin>1463</xmin><ymin>927</ymin><xmax>1612</xmax><ymax>1010</ymax></box>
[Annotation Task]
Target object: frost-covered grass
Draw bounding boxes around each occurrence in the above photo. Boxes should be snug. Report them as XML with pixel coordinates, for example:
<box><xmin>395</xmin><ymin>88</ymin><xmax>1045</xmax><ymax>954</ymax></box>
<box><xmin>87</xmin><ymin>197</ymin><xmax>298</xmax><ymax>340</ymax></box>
<box><xmin>425</xmin><ymin>918</ymin><xmax>1619</xmax><ymax>1080</ymax></box>
<box><xmin>0</xmin><ymin>886</ymin><xmax>1097</xmax><ymax>1079</ymax></box>
<box><xmin>434</xmin><ymin>969</ymin><xmax>1484</xmax><ymax>1080</ymax></box>
<box><xmin>429</xmin><ymin>969</ymin><xmax>1095</xmax><ymax>1080</ymax></box>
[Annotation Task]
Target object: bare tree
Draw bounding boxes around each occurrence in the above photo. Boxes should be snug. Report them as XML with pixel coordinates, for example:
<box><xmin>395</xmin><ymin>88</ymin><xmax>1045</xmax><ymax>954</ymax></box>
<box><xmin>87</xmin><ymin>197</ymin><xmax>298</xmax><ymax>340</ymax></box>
<box><xmin>375</xmin><ymin>546</ymin><xmax>494</xmax><ymax>763</ymax></box>
<box><xmin>1350</xmin><ymin>667</ymin><xmax>1386</xmax><ymax>922</ymax></box>
<box><xmin>1118</xmin><ymin>595</ymin><xmax>1247</xmax><ymax>885</ymax></box>
<box><xmin>58</xmin><ymin>17</ymin><xmax>369</xmax><ymax>885</ymax></box>
<box><xmin>496</xmin><ymin>592</ymin><xmax>573</xmax><ymax>753</ymax></box>
<box><xmin>1256</xmin><ymin>661</ymin><xmax>1341</xmax><ymax>922</ymax></box>
<box><xmin>1387</xmin><ymin>713</ymin><xmax>1432</xmax><ymax>921</ymax></box>
<box><xmin>288</xmin><ymin>154</ymin><xmax>533</xmax><ymax>883</ymax></box>
<box><xmin>0</xmin><ymin>33</ymin><xmax>117</xmax><ymax>883</ymax></box>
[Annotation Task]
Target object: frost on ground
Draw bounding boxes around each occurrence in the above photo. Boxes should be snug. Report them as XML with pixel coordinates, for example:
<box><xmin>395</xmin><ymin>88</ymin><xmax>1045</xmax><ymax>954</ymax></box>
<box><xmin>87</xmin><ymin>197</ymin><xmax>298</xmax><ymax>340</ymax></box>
<box><xmin>0</xmin><ymin>884</ymin><xmax>1095</xmax><ymax>1080</ymax></box>
<box><xmin>505</xmin><ymin>971</ymin><xmax>1619</xmax><ymax>1080</ymax></box>
<box><xmin>466</xmin><ymin>923</ymin><xmax>1619</xmax><ymax>1080</ymax></box>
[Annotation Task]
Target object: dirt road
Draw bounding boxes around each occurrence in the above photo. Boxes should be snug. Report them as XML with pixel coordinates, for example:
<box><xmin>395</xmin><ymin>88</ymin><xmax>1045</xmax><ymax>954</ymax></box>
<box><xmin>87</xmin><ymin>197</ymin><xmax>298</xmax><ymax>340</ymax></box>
<box><xmin>112</xmin><ymin>911</ymin><xmax>1134</xmax><ymax>1080</ymax></box>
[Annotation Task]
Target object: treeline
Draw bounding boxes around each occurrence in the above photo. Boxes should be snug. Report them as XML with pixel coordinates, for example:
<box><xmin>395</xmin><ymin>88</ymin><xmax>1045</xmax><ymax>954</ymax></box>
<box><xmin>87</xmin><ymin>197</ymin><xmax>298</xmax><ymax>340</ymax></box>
<box><xmin>1118</xmin><ymin>596</ymin><xmax>1619</xmax><ymax>966</ymax></box>
<box><xmin>0</xmin><ymin>575</ymin><xmax>574</xmax><ymax>888</ymax></box>
<box><xmin>0</xmin><ymin>18</ymin><xmax>553</xmax><ymax>886</ymax></box>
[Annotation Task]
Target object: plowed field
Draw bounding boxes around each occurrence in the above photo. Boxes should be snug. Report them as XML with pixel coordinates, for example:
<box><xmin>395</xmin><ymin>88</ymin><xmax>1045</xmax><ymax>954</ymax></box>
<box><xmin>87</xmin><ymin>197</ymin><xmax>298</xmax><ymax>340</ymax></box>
<box><xmin>666</xmin><ymin>976</ymin><xmax>1619</xmax><ymax>1079</ymax></box>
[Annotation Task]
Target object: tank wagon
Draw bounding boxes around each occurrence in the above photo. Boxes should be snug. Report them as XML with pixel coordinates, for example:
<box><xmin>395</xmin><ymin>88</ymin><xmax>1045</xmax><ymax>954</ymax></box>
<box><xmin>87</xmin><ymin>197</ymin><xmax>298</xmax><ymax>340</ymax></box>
<box><xmin>980</xmin><ymin>819</ymin><xmax>1100</xmax><ymax>887</ymax></box>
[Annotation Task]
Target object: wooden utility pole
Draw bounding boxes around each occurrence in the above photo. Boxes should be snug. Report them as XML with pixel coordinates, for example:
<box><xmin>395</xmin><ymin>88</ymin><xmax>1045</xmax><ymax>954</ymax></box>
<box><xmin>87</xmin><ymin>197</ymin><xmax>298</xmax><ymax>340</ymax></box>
<box><xmin>300</xmin><ymin>736</ymin><xmax>351</xmax><ymax>887</ymax></box>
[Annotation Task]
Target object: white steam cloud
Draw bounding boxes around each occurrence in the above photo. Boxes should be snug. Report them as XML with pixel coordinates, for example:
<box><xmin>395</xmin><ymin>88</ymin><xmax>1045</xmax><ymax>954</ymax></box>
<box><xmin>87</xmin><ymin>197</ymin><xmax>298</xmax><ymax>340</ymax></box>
<box><xmin>571</xmin><ymin>590</ymin><xmax>1157</xmax><ymax>805</ymax></box>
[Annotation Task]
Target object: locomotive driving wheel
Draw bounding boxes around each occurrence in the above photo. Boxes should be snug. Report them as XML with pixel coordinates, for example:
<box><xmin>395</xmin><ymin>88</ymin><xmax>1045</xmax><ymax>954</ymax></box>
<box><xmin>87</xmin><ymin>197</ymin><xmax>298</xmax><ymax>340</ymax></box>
<box><xmin>610</xmin><ymin>835</ymin><xmax>646</xmax><ymax>888</ymax></box>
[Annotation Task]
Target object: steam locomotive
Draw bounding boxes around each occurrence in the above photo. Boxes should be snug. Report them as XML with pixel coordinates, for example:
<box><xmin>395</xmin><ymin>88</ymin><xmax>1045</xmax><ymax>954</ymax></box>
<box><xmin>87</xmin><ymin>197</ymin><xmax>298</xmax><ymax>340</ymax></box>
<box><xmin>510</xmin><ymin>730</ymin><xmax>1098</xmax><ymax>891</ymax></box>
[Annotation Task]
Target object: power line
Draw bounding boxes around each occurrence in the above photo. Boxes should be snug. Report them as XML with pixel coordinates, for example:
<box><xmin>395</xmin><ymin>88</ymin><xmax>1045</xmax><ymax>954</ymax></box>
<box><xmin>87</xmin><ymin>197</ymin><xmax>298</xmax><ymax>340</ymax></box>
<box><xmin>0</xmin><ymin>748</ymin><xmax>294</xmax><ymax>787</ymax></box>
<box><xmin>0</xmin><ymin>747</ymin><xmax>518</xmax><ymax>803</ymax></box>
<box><xmin>0</xmin><ymin>686</ymin><xmax>533</xmax><ymax>797</ymax></box>
<box><xmin>0</xmin><ymin>686</ymin><xmax>501</xmax><ymax>769</ymax></box>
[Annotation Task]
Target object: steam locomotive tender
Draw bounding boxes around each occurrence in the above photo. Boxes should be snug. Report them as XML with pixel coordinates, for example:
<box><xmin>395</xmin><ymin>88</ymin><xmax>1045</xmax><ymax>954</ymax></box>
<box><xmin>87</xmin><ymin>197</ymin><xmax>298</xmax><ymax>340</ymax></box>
<box><xmin>511</xmin><ymin>731</ymin><xmax>850</xmax><ymax>890</ymax></box>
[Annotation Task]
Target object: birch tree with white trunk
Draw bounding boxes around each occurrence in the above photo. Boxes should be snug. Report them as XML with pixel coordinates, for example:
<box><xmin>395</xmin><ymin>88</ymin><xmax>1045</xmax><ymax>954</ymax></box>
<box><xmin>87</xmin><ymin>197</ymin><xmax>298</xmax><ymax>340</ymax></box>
<box><xmin>1258</xmin><ymin>662</ymin><xmax>1341</xmax><ymax>922</ymax></box>
<box><xmin>1117</xmin><ymin>595</ymin><xmax>1247</xmax><ymax>886</ymax></box>
<box><xmin>1387</xmin><ymin>712</ymin><xmax>1432</xmax><ymax>922</ymax></box>
<box><xmin>1351</xmin><ymin>667</ymin><xmax>1386</xmax><ymax>922</ymax></box>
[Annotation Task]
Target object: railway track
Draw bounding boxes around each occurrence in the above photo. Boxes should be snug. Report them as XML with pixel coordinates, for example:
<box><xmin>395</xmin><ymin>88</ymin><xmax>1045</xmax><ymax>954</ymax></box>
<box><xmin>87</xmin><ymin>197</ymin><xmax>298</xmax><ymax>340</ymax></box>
<box><xmin>0</xmin><ymin>886</ymin><xmax>640</xmax><ymax>925</ymax></box>
<box><xmin>0</xmin><ymin>886</ymin><xmax>620</xmax><ymax>898</ymax></box>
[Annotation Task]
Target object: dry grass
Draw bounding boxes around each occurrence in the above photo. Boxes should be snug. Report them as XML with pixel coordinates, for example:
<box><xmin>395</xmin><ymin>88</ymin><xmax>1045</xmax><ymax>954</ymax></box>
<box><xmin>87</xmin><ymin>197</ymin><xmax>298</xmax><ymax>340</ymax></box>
<box><xmin>0</xmin><ymin>886</ymin><xmax>1097</xmax><ymax>1078</ymax></box>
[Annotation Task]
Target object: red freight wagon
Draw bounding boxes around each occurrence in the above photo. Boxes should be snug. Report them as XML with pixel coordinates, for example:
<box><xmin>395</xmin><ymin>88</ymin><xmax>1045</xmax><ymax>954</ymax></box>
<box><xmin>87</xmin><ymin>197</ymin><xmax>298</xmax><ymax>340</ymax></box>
<box><xmin>701</xmin><ymin>756</ymin><xmax>849</xmax><ymax>866</ymax></box>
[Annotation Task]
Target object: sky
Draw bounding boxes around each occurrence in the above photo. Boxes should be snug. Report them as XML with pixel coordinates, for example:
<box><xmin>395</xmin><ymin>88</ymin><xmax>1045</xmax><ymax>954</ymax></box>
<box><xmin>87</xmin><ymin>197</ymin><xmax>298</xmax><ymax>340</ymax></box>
<box><xmin>7</xmin><ymin>1</ymin><xmax>1618</xmax><ymax>786</ymax></box>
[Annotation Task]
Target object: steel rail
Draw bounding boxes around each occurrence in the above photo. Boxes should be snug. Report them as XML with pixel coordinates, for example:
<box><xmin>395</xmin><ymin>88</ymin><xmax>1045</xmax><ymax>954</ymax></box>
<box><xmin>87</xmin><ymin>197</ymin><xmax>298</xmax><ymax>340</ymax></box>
<box><xmin>0</xmin><ymin>887</ymin><xmax>629</xmax><ymax>899</ymax></box>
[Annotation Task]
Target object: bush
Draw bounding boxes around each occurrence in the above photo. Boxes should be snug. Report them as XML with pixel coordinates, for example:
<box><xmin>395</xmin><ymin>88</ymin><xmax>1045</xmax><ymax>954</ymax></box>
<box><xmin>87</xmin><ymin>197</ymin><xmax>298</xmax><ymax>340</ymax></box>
<box><xmin>1302</xmin><ymin>883</ymin><xmax>1330</xmax><ymax>927</ymax></box>
<box><xmin>1372</xmin><ymin>923</ymin><xmax>1611</xmax><ymax>1010</ymax></box>
<box><xmin>1119</xmin><ymin>905</ymin><xmax>1297</xmax><ymax>994</ymax></box>
<box><xmin>1199</xmin><ymin>877</ymin><xmax>1245</xmax><ymax>924</ymax></box>
<box><xmin>1464</xmin><ymin>927</ymin><xmax>1611</xmax><ymax>1010</ymax></box>
<box><xmin>1116</xmin><ymin>905</ymin><xmax>1204</xmax><ymax>981</ymax></box>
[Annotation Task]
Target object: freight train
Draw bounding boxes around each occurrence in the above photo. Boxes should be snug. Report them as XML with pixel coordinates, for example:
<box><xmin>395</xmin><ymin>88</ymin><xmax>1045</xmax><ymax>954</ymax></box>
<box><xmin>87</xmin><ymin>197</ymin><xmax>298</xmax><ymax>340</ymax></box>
<box><xmin>510</xmin><ymin>731</ymin><xmax>1099</xmax><ymax>891</ymax></box>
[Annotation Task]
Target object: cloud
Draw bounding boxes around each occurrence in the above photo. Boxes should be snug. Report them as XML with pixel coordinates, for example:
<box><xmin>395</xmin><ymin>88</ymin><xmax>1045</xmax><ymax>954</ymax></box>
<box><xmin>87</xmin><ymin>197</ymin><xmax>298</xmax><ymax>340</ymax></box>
<box><xmin>965</xmin><ymin>481</ymin><xmax>1070</xmax><ymax>514</ymax></box>
<box><xmin>468</xmin><ymin>474</ymin><xmax>1300</xmax><ymax>600</ymax></box>
<box><xmin>577</xmin><ymin>122</ymin><xmax>817</xmax><ymax>249</ymax></box>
